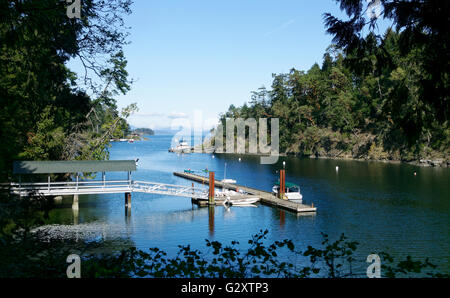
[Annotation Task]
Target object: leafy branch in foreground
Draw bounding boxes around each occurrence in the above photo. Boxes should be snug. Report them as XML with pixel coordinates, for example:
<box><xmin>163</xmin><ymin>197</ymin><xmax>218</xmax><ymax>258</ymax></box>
<box><xmin>79</xmin><ymin>230</ymin><xmax>447</xmax><ymax>278</ymax></box>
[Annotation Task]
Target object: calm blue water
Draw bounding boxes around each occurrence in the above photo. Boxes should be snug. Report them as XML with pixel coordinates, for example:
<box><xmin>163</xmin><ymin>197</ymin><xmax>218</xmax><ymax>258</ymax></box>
<box><xmin>46</xmin><ymin>134</ymin><xmax>450</xmax><ymax>275</ymax></box>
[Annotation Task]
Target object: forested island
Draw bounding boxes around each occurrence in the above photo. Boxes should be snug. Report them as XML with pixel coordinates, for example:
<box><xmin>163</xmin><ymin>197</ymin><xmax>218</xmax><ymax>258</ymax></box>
<box><xmin>212</xmin><ymin>7</ymin><xmax>449</xmax><ymax>167</ymax></box>
<box><xmin>133</xmin><ymin>128</ymin><xmax>155</xmax><ymax>136</ymax></box>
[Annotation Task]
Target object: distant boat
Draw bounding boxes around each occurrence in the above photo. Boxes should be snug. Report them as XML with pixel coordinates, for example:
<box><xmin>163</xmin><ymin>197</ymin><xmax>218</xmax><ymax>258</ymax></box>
<box><xmin>128</xmin><ymin>139</ymin><xmax>134</xmax><ymax>143</ymax></box>
<box><xmin>272</xmin><ymin>181</ymin><xmax>303</xmax><ymax>203</ymax></box>
<box><xmin>184</xmin><ymin>169</ymin><xmax>195</xmax><ymax>174</ymax></box>
<box><xmin>203</xmin><ymin>148</ymin><xmax>215</xmax><ymax>154</ymax></box>
<box><xmin>169</xmin><ymin>138</ymin><xmax>192</xmax><ymax>153</ymax></box>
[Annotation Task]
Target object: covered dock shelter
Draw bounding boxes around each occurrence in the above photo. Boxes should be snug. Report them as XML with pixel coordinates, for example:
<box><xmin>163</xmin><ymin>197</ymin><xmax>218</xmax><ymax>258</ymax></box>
<box><xmin>12</xmin><ymin>160</ymin><xmax>137</xmax><ymax>210</ymax></box>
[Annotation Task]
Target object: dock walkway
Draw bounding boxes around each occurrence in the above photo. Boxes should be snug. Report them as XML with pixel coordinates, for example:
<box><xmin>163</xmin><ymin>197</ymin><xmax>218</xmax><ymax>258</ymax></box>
<box><xmin>173</xmin><ymin>172</ymin><xmax>317</xmax><ymax>213</ymax></box>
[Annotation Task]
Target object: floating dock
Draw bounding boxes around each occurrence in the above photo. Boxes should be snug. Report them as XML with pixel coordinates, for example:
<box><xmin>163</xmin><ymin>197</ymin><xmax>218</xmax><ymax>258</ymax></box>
<box><xmin>173</xmin><ymin>172</ymin><xmax>317</xmax><ymax>213</ymax></box>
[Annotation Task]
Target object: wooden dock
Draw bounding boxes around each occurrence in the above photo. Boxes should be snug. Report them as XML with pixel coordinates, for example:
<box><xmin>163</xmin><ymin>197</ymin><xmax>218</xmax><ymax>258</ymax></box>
<box><xmin>173</xmin><ymin>172</ymin><xmax>317</xmax><ymax>213</ymax></box>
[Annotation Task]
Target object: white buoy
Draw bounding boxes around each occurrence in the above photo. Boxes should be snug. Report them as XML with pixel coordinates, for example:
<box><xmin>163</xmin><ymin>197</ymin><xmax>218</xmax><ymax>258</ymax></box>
<box><xmin>212</xmin><ymin>155</ymin><xmax>215</xmax><ymax>159</ymax></box>
<box><xmin>238</xmin><ymin>158</ymin><xmax>241</xmax><ymax>162</ymax></box>
<box><xmin>283</xmin><ymin>161</ymin><xmax>286</xmax><ymax>167</ymax></box>
<box><xmin>336</xmin><ymin>166</ymin><xmax>339</xmax><ymax>172</ymax></box>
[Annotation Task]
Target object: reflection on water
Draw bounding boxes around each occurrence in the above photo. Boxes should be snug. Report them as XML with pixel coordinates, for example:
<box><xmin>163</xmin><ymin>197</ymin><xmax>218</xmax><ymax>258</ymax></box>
<box><xmin>73</xmin><ymin>208</ymin><xmax>79</xmax><ymax>225</ymax></box>
<box><xmin>279</xmin><ymin>210</ymin><xmax>285</xmax><ymax>229</ymax></box>
<box><xmin>42</xmin><ymin>134</ymin><xmax>450</xmax><ymax>274</ymax></box>
<box><xmin>208</xmin><ymin>206</ymin><xmax>215</xmax><ymax>237</ymax></box>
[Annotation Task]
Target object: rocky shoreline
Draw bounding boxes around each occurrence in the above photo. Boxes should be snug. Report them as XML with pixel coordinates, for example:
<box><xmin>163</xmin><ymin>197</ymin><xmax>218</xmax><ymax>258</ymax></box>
<box><xmin>303</xmin><ymin>154</ymin><xmax>449</xmax><ymax>168</ymax></box>
<box><xmin>198</xmin><ymin>147</ymin><xmax>449</xmax><ymax>168</ymax></box>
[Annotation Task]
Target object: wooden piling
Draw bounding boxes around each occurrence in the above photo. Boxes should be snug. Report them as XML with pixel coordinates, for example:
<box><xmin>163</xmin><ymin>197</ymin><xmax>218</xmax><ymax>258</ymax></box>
<box><xmin>125</xmin><ymin>192</ymin><xmax>131</xmax><ymax>208</ymax></box>
<box><xmin>208</xmin><ymin>172</ymin><xmax>215</xmax><ymax>205</ymax></box>
<box><xmin>279</xmin><ymin>169</ymin><xmax>286</xmax><ymax>200</ymax></box>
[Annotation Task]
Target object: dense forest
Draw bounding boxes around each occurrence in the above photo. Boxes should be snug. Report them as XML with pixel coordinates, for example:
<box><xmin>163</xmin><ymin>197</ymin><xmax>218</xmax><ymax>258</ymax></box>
<box><xmin>214</xmin><ymin>1</ymin><xmax>449</xmax><ymax>166</ymax></box>
<box><xmin>0</xmin><ymin>0</ymin><xmax>136</xmax><ymax>179</ymax></box>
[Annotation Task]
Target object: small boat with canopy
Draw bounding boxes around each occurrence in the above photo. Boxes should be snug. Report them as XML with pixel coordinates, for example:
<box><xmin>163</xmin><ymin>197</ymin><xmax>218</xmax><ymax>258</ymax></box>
<box><xmin>272</xmin><ymin>181</ymin><xmax>303</xmax><ymax>203</ymax></box>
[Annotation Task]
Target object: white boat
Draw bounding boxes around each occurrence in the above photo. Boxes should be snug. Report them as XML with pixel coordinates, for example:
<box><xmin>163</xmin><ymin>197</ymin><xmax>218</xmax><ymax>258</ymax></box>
<box><xmin>221</xmin><ymin>162</ymin><xmax>236</xmax><ymax>184</ymax></box>
<box><xmin>169</xmin><ymin>138</ymin><xmax>192</xmax><ymax>153</ymax></box>
<box><xmin>223</xmin><ymin>196</ymin><xmax>260</xmax><ymax>206</ymax></box>
<box><xmin>222</xmin><ymin>178</ymin><xmax>237</xmax><ymax>184</ymax></box>
<box><xmin>203</xmin><ymin>147</ymin><xmax>215</xmax><ymax>154</ymax></box>
<box><xmin>272</xmin><ymin>182</ymin><xmax>303</xmax><ymax>203</ymax></box>
<box><xmin>215</xmin><ymin>189</ymin><xmax>238</xmax><ymax>197</ymax></box>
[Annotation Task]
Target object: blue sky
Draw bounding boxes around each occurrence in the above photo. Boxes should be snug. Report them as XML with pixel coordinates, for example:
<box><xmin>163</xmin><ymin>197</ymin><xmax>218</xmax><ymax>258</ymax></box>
<box><xmin>86</xmin><ymin>1</ymin><xmax>385</xmax><ymax>130</ymax></box>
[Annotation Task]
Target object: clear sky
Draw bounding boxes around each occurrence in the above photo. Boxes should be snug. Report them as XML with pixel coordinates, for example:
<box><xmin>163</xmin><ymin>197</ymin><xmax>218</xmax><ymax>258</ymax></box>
<box><xmin>102</xmin><ymin>1</ymin><xmax>357</xmax><ymax>130</ymax></box>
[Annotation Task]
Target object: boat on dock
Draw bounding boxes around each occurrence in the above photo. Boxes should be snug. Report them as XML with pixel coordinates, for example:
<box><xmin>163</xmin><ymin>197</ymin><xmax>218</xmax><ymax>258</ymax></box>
<box><xmin>223</xmin><ymin>196</ymin><xmax>260</xmax><ymax>206</ymax></box>
<box><xmin>174</xmin><ymin>171</ymin><xmax>316</xmax><ymax>213</ymax></box>
<box><xmin>221</xmin><ymin>162</ymin><xmax>237</xmax><ymax>184</ymax></box>
<box><xmin>215</xmin><ymin>189</ymin><xmax>238</xmax><ymax>197</ymax></box>
<box><xmin>221</xmin><ymin>178</ymin><xmax>236</xmax><ymax>184</ymax></box>
<box><xmin>272</xmin><ymin>181</ymin><xmax>303</xmax><ymax>203</ymax></box>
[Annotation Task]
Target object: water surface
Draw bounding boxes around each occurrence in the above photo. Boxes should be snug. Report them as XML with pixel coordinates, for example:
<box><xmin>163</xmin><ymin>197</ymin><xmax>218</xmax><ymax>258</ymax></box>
<box><xmin>46</xmin><ymin>134</ymin><xmax>450</xmax><ymax>274</ymax></box>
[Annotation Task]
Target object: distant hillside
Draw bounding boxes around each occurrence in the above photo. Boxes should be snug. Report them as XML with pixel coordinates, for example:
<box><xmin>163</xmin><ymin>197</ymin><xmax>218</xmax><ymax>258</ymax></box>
<box><xmin>133</xmin><ymin>128</ymin><xmax>155</xmax><ymax>135</ymax></box>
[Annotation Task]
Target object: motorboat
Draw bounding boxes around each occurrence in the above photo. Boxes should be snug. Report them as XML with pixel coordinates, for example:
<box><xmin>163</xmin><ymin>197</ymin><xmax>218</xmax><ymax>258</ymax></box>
<box><xmin>223</xmin><ymin>196</ymin><xmax>260</xmax><ymax>206</ymax></box>
<box><xmin>203</xmin><ymin>148</ymin><xmax>215</xmax><ymax>154</ymax></box>
<box><xmin>169</xmin><ymin>138</ymin><xmax>192</xmax><ymax>153</ymax></box>
<box><xmin>221</xmin><ymin>178</ymin><xmax>236</xmax><ymax>184</ymax></box>
<box><xmin>272</xmin><ymin>181</ymin><xmax>303</xmax><ymax>203</ymax></box>
<box><xmin>215</xmin><ymin>189</ymin><xmax>238</xmax><ymax>197</ymax></box>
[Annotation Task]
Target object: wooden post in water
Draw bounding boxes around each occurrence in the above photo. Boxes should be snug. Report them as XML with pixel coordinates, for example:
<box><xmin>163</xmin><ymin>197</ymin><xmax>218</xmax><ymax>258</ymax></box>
<box><xmin>125</xmin><ymin>192</ymin><xmax>131</xmax><ymax>209</ymax></box>
<box><xmin>279</xmin><ymin>170</ymin><xmax>286</xmax><ymax>199</ymax></box>
<box><xmin>208</xmin><ymin>172</ymin><xmax>215</xmax><ymax>205</ymax></box>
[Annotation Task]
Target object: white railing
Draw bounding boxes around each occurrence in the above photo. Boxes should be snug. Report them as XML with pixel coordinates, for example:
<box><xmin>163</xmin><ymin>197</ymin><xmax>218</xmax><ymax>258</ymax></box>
<box><xmin>133</xmin><ymin>181</ymin><xmax>207</xmax><ymax>198</ymax></box>
<box><xmin>9</xmin><ymin>180</ymin><xmax>208</xmax><ymax>199</ymax></box>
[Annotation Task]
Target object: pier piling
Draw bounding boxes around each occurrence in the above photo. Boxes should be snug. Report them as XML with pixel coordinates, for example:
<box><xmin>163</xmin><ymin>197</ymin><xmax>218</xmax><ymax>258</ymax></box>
<box><xmin>72</xmin><ymin>194</ymin><xmax>79</xmax><ymax>210</ymax></box>
<box><xmin>125</xmin><ymin>192</ymin><xmax>131</xmax><ymax>208</ymax></box>
<box><xmin>279</xmin><ymin>169</ymin><xmax>286</xmax><ymax>200</ymax></box>
<box><xmin>208</xmin><ymin>172</ymin><xmax>215</xmax><ymax>205</ymax></box>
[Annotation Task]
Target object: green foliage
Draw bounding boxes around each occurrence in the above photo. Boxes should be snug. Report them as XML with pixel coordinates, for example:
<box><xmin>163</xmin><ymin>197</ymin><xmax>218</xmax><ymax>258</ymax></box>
<box><xmin>0</xmin><ymin>0</ymin><xmax>134</xmax><ymax>177</ymax></box>
<box><xmin>324</xmin><ymin>0</ymin><xmax>449</xmax><ymax>144</ymax></box>
<box><xmin>78</xmin><ymin>231</ymin><xmax>450</xmax><ymax>278</ymax></box>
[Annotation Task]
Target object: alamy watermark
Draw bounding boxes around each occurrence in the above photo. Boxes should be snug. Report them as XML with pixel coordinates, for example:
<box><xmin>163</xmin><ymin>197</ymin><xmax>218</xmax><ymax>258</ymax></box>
<box><xmin>170</xmin><ymin>111</ymin><xmax>279</xmax><ymax>164</ymax></box>
<box><xmin>64</xmin><ymin>253</ymin><xmax>381</xmax><ymax>278</ymax></box>
<box><xmin>66</xmin><ymin>0</ymin><xmax>81</xmax><ymax>19</ymax></box>
<box><xmin>366</xmin><ymin>254</ymin><xmax>381</xmax><ymax>278</ymax></box>
<box><xmin>66</xmin><ymin>254</ymin><xmax>81</xmax><ymax>278</ymax></box>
